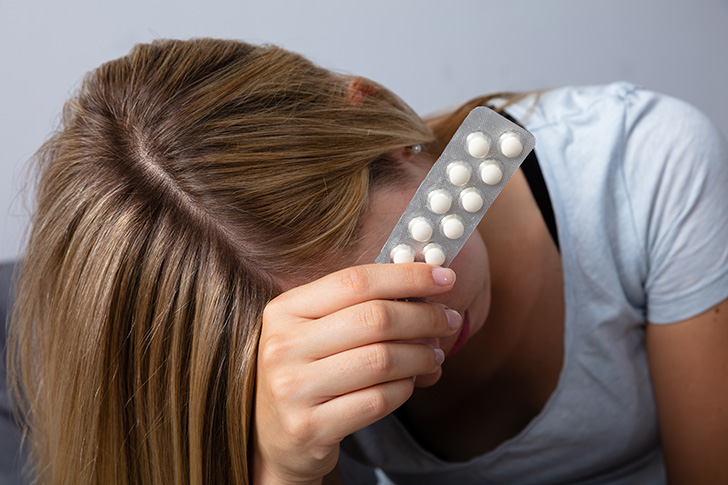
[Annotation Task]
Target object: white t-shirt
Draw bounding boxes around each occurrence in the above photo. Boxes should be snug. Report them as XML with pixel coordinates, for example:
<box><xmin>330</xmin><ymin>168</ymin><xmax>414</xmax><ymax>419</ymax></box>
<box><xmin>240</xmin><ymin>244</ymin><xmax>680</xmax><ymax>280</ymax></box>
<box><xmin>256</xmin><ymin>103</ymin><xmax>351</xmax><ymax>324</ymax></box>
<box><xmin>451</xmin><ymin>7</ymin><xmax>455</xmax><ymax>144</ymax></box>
<box><xmin>339</xmin><ymin>82</ymin><xmax>728</xmax><ymax>484</ymax></box>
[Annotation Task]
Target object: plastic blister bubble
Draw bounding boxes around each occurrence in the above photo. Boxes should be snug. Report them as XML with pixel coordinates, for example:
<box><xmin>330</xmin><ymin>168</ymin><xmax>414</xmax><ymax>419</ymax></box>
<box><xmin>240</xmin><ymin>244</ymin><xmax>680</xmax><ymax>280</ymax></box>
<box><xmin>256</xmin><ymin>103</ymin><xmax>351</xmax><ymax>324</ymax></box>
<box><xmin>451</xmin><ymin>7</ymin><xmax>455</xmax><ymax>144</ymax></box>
<box><xmin>375</xmin><ymin>106</ymin><xmax>535</xmax><ymax>267</ymax></box>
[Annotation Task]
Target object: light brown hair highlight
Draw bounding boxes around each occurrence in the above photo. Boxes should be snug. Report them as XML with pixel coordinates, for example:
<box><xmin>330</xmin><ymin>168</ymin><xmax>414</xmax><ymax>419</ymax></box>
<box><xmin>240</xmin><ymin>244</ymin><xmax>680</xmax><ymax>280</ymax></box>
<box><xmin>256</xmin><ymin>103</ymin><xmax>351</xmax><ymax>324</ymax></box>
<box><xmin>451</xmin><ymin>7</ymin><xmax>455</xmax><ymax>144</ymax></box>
<box><xmin>8</xmin><ymin>38</ymin><xmax>433</xmax><ymax>484</ymax></box>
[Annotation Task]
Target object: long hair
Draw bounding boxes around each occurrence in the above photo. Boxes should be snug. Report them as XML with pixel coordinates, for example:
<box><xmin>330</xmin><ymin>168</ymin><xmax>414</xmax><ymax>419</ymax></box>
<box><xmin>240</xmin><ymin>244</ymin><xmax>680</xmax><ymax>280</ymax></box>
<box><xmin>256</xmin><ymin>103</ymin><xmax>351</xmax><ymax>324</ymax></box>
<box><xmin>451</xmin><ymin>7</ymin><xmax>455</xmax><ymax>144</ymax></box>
<box><xmin>8</xmin><ymin>38</ymin><xmax>433</xmax><ymax>484</ymax></box>
<box><xmin>424</xmin><ymin>91</ymin><xmax>539</xmax><ymax>155</ymax></box>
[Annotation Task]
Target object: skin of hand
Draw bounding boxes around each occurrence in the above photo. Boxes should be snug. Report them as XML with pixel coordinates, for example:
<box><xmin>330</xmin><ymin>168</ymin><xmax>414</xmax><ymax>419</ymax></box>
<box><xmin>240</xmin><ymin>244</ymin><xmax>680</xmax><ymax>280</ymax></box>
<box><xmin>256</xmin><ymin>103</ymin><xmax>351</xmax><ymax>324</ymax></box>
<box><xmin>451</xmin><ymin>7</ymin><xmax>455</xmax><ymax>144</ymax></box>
<box><xmin>251</xmin><ymin>263</ymin><xmax>462</xmax><ymax>485</ymax></box>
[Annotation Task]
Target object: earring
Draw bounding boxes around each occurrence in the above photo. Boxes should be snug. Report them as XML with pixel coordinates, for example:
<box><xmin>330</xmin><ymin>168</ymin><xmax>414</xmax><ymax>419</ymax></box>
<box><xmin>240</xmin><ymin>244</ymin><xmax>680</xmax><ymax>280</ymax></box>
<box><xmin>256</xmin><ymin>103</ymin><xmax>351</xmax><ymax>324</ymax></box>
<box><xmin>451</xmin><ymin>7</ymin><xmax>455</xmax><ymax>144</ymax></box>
<box><xmin>407</xmin><ymin>144</ymin><xmax>422</xmax><ymax>155</ymax></box>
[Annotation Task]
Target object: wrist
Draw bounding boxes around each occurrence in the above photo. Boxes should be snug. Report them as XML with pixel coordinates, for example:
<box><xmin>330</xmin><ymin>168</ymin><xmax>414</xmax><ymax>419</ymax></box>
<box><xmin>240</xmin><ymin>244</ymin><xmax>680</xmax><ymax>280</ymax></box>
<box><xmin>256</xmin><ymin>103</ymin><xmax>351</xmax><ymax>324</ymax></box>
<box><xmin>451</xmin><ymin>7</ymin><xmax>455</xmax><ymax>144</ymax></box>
<box><xmin>253</xmin><ymin>471</ymin><xmax>322</xmax><ymax>485</ymax></box>
<box><xmin>251</xmin><ymin>454</ymin><xmax>323</xmax><ymax>485</ymax></box>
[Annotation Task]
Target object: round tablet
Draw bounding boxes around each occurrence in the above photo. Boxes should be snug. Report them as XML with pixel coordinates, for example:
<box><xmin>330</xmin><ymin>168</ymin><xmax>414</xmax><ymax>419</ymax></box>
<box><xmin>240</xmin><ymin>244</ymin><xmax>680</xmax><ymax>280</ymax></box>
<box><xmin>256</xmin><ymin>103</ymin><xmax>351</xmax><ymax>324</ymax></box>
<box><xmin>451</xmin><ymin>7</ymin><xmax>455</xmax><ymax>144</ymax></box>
<box><xmin>423</xmin><ymin>243</ymin><xmax>446</xmax><ymax>266</ymax></box>
<box><xmin>479</xmin><ymin>161</ymin><xmax>503</xmax><ymax>185</ymax></box>
<box><xmin>499</xmin><ymin>132</ymin><xmax>523</xmax><ymax>158</ymax></box>
<box><xmin>390</xmin><ymin>244</ymin><xmax>415</xmax><ymax>264</ymax></box>
<box><xmin>446</xmin><ymin>161</ymin><xmax>471</xmax><ymax>186</ymax></box>
<box><xmin>441</xmin><ymin>215</ymin><xmax>465</xmax><ymax>239</ymax></box>
<box><xmin>460</xmin><ymin>188</ymin><xmax>484</xmax><ymax>212</ymax></box>
<box><xmin>428</xmin><ymin>189</ymin><xmax>452</xmax><ymax>214</ymax></box>
<box><xmin>408</xmin><ymin>217</ymin><xmax>433</xmax><ymax>242</ymax></box>
<box><xmin>466</xmin><ymin>132</ymin><xmax>491</xmax><ymax>158</ymax></box>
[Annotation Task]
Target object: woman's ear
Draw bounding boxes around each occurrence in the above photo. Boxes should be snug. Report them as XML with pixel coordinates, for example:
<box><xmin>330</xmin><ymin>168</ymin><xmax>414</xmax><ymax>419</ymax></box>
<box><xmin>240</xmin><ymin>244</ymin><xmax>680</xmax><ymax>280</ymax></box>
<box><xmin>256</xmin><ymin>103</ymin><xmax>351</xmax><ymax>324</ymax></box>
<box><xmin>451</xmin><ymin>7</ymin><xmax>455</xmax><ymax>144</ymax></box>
<box><xmin>385</xmin><ymin>145</ymin><xmax>424</xmax><ymax>165</ymax></box>
<box><xmin>347</xmin><ymin>77</ymin><xmax>377</xmax><ymax>108</ymax></box>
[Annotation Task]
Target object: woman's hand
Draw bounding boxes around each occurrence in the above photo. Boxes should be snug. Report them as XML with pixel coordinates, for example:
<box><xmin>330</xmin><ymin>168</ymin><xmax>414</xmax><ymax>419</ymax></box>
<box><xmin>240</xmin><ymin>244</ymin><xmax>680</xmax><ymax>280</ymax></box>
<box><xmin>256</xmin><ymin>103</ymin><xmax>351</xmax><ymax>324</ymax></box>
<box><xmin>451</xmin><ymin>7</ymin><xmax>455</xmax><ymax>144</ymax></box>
<box><xmin>252</xmin><ymin>263</ymin><xmax>461</xmax><ymax>484</ymax></box>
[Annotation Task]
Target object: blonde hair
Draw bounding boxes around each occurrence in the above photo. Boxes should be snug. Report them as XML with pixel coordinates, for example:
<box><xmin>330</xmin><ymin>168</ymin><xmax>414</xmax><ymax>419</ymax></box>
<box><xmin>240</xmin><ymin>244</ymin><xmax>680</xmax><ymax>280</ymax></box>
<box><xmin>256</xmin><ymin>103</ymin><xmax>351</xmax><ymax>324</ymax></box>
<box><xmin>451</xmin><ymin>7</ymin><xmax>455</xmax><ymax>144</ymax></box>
<box><xmin>8</xmin><ymin>38</ymin><xmax>433</xmax><ymax>484</ymax></box>
<box><xmin>424</xmin><ymin>91</ymin><xmax>539</xmax><ymax>155</ymax></box>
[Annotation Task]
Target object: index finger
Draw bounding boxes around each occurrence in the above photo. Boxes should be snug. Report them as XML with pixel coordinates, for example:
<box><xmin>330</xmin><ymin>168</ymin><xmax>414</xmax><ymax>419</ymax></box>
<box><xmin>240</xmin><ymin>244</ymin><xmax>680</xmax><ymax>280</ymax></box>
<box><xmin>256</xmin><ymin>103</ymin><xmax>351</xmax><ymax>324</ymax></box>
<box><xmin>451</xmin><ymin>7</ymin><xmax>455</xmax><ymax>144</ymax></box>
<box><xmin>273</xmin><ymin>263</ymin><xmax>456</xmax><ymax>319</ymax></box>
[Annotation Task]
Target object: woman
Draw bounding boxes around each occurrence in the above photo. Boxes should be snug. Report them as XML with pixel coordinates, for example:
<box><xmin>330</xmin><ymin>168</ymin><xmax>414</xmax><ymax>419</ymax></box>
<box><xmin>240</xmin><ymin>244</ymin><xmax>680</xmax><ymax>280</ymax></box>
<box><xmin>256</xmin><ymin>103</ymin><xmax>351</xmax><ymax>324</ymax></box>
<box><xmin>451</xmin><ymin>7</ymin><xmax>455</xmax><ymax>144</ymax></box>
<box><xmin>8</xmin><ymin>38</ymin><xmax>728</xmax><ymax>484</ymax></box>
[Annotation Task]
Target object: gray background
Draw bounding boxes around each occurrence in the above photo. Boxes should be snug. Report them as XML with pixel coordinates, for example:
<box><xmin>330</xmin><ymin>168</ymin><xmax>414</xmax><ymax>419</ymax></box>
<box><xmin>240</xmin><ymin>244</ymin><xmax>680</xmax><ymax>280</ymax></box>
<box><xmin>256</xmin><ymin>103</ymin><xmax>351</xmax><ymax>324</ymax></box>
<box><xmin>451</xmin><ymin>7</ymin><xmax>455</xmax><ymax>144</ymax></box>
<box><xmin>1</xmin><ymin>0</ymin><xmax>727</xmax><ymax>263</ymax></box>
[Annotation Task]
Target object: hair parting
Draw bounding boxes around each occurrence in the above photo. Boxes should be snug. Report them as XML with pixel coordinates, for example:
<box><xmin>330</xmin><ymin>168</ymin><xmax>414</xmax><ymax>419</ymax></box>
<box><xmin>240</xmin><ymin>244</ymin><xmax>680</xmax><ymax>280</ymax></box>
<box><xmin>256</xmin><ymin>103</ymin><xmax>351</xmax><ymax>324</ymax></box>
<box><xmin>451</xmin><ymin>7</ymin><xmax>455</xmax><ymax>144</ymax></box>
<box><xmin>8</xmin><ymin>38</ymin><xmax>435</xmax><ymax>484</ymax></box>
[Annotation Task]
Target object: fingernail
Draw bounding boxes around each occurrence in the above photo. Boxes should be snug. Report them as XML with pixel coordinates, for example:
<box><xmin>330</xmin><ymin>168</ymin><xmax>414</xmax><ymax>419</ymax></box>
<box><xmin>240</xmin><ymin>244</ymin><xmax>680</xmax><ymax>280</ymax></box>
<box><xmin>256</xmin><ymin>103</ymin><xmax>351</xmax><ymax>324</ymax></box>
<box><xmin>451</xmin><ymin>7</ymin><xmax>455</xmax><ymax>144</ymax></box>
<box><xmin>434</xmin><ymin>348</ymin><xmax>445</xmax><ymax>365</ymax></box>
<box><xmin>432</xmin><ymin>267</ymin><xmax>455</xmax><ymax>286</ymax></box>
<box><xmin>445</xmin><ymin>309</ymin><xmax>462</xmax><ymax>330</ymax></box>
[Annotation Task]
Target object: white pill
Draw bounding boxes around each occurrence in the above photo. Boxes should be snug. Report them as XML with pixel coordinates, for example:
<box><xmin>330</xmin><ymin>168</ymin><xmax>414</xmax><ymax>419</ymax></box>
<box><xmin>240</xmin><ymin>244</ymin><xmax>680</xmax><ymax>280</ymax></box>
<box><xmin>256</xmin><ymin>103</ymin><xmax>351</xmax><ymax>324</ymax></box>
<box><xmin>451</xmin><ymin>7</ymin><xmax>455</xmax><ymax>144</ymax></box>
<box><xmin>408</xmin><ymin>217</ymin><xmax>433</xmax><ymax>242</ymax></box>
<box><xmin>460</xmin><ymin>188</ymin><xmax>484</xmax><ymax>212</ymax></box>
<box><xmin>499</xmin><ymin>132</ymin><xmax>523</xmax><ymax>158</ymax></box>
<box><xmin>441</xmin><ymin>215</ymin><xmax>465</xmax><ymax>239</ymax></box>
<box><xmin>466</xmin><ymin>132</ymin><xmax>491</xmax><ymax>158</ymax></box>
<box><xmin>428</xmin><ymin>189</ymin><xmax>452</xmax><ymax>214</ymax></box>
<box><xmin>390</xmin><ymin>244</ymin><xmax>415</xmax><ymax>264</ymax></box>
<box><xmin>479</xmin><ymin>161</ymin><xmax>503</xmax><ymax>185</ymax></box>
<box><xmin>423</xmin><ymin>243</ymin><xmax>446</xmax><ymax>266</ymax></box>
<box><xmin>446</xmin><ymin>161</ymin><xmax>471</xmax><ymax>186</ymax></box>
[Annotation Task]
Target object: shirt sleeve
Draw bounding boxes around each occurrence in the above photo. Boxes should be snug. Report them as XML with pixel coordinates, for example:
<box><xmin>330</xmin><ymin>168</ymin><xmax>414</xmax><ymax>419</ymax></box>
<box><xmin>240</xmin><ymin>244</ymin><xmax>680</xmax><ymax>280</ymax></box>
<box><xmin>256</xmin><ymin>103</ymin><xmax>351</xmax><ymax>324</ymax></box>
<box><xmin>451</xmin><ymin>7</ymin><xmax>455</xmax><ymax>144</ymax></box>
<box><xmin>621</xmin><ymin>86</ymin><xmax>728</xmax><ymax>324</ymax></box>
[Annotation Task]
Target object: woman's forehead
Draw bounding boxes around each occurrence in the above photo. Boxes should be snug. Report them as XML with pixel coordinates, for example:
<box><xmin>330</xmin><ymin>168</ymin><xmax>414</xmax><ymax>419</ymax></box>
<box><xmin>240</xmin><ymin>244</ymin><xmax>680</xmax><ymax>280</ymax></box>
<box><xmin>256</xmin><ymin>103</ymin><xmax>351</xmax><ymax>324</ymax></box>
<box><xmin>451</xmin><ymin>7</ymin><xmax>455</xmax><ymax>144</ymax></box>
<box><xmin>354</xmin><ymin>170</ymin><xmax>426</xmax><ymax>265</ymax></box>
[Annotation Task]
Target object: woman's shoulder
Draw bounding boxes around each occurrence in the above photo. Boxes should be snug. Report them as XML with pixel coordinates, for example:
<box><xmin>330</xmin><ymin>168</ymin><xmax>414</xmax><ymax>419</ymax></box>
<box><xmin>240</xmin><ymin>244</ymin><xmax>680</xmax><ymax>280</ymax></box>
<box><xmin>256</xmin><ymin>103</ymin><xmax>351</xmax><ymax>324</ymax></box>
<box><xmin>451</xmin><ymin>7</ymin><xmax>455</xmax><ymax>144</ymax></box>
<box><xmin>510</xmin><ymin>82</ymin><xmax>727</xmax><ymax>189</ymax></box>
<box><xmin>512</xmin><ymin>82</ymin><xmax>722</xmax><ymax>140</ymax></box>
<box><xmin>513</xmin><ymin>83</ymin><xmax>728</xmax><ymax>324</ymax></box>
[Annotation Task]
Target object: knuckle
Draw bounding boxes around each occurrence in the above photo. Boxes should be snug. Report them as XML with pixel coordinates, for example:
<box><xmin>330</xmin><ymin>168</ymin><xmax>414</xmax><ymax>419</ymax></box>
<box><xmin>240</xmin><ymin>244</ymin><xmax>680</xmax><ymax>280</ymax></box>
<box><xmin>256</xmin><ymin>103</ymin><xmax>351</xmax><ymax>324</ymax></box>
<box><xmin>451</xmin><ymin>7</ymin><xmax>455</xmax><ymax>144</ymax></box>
<box><xmin>262</xmin><ymin>297</ymin><xmax>283</xmax><ymax>323</ymax></box>
<box><xmin>268</xmin><ymin>372</ymin><xmax>298</xmax><ymax>401</ymax></box>
<box><xmin>358</xmin><ymin>301</ymin><xmax>391</xmax><ymax>334</ymax></box>
<box><xmin>337</xmin><ymin>266</ymin><xmax>372</xmax><ymax>294</ymax></box>
<box><xmin>361</xmin><ymin>388</ymin><xmax>389</xmax><ymax>417</ymax></box>
<box><xmin>365</xmin><ymin>343</ymin><xmax>392</xmax><ymax>375</ymax></box>
<box><xmin>412</xmin><ymin>344</ymin><xmax>439</xmax><ymax>373</ymax></box>
<box><xmin>429</xmin><ymin>304</ymin><xmax>448</xmax><ymax>330</ymax></box>
<box><xmin>398</xmin><ymin>265</ymin><xmax>420</xmax><ymax>290</ymax></box>
<box><xmin>257</xmin><ymin>333</ymin><xmax>290</xmax><ymax>367</ymax></box>
<box><xmin>281</xmin><ymin>412</ymin><xmax>315</xmax><ymax>447</ymax></box>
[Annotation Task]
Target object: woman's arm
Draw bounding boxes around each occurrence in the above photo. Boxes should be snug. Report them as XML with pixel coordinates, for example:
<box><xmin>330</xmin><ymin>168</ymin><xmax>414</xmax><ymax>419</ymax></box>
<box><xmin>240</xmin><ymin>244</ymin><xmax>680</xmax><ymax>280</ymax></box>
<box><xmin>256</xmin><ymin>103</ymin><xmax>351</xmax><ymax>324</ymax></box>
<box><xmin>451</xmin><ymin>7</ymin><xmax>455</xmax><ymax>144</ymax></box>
<box><xmin>647</xmin><ymin>296</ymin><xmax>728</xmax><ymax>484</ymax></box>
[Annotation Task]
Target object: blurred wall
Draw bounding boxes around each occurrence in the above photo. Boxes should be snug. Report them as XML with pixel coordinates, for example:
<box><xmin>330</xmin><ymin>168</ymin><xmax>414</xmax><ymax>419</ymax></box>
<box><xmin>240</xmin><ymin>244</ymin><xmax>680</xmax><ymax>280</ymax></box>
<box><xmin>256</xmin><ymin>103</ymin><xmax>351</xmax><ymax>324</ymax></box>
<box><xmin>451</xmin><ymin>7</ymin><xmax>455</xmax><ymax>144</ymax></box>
<box><xmin>2</xmin><ymin>0</ymin><xmax>727</xmax><ymax>261</ymax></box>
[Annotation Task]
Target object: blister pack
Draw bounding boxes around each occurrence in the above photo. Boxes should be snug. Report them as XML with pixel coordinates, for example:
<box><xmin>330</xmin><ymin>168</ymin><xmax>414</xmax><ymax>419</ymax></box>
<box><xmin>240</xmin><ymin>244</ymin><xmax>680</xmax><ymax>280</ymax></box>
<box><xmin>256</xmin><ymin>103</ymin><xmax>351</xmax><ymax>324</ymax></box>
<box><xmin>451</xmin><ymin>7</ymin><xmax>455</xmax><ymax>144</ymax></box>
<box><xmin>375</xmin><ymin>106</ymin><xmax>535</xmax><ymax>267</ymax></box>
